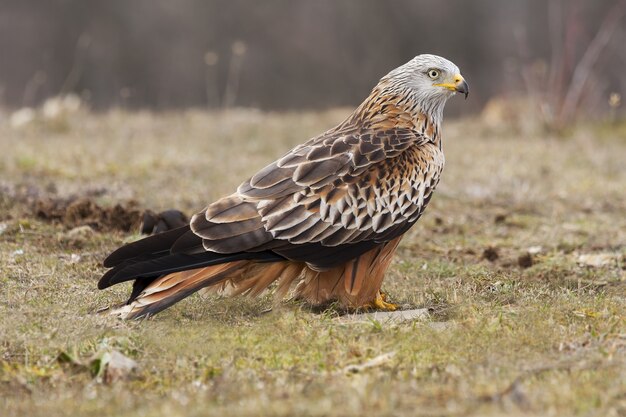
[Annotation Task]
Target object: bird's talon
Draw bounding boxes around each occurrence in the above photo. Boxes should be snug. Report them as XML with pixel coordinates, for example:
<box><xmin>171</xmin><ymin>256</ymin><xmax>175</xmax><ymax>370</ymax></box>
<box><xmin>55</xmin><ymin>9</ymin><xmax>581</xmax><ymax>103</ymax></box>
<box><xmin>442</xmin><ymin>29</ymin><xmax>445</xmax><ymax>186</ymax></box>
<box><xmin>364</xmin><ymin>291</ymin><xmax>398</xmax><ymax>311</ymax></box>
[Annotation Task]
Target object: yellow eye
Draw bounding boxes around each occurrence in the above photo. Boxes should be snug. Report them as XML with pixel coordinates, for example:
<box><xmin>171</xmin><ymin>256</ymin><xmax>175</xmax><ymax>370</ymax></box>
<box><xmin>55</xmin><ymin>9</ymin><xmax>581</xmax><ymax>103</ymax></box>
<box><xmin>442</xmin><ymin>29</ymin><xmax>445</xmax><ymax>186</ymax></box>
<box><xmin>427</xmin><ymin>69</ymin><xmax>440</xmax><ymax>79</ymax></box>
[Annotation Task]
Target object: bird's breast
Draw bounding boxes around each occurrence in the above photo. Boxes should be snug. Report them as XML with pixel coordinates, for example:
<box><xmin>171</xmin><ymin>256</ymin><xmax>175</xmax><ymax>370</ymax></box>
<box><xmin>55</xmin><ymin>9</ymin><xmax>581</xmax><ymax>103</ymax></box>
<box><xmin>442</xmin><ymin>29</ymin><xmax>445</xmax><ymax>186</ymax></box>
<box><xmin>377</xmin><ymin>143</ymin><xmax>444</xmax><ymax>214</ymax></box>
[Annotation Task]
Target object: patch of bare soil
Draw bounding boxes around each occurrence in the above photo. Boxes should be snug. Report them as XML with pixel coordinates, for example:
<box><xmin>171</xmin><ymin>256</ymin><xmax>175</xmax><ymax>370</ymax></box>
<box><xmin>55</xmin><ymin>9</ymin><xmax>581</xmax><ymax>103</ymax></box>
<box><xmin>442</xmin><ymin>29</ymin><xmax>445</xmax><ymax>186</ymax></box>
<box><xmin>1</xmin><ymin>182</ymin><xmax>189</xmax><ymax>233</ymax></box>
<box><xmin>33</xmin><ymin>197</ymin><xmax>189</xmax><ymax>233</ymax></box>
<box><xmin>34</xmin><ymin>197</ymin><xmax>143</xmax><ymax>232</ymax></box>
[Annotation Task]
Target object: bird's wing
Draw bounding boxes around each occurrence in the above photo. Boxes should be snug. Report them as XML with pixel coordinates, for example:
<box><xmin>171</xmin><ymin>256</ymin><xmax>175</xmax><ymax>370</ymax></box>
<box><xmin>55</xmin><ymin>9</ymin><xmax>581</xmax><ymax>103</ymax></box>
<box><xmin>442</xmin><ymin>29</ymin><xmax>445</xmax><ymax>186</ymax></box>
<box><xmin>189</xmin><ymin>126</ymin><xmax>444</xmax><ymax>268</ymax></box>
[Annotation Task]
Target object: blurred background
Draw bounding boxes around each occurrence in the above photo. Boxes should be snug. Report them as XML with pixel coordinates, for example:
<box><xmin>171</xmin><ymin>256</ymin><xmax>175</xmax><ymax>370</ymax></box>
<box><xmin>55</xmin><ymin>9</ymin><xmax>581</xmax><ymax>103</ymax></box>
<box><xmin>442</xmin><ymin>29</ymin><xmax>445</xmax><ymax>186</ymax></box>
<box><xmin>0</xmin><ymin>0</ymin><xmax>624</xmax><ymax>126</ymax></box>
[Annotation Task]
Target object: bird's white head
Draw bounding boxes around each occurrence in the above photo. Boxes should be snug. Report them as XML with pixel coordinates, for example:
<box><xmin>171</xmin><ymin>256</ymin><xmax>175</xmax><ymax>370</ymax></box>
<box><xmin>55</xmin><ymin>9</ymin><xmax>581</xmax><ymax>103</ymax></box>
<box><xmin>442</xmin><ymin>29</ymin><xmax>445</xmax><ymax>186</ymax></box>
<box><xmin>381</xmin><ymin>54</ymin><xmax>468</xmax><ymax>123</ymax></box>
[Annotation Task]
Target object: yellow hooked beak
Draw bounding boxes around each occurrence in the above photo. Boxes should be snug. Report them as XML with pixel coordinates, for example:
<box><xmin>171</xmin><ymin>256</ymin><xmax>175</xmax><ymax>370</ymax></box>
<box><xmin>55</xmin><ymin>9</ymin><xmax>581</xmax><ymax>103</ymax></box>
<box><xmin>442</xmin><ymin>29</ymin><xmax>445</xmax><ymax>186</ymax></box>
<box><xmin>434</xmin><ymin>74</ymin><xmax>469</xmax><ymax>99</ymax></box>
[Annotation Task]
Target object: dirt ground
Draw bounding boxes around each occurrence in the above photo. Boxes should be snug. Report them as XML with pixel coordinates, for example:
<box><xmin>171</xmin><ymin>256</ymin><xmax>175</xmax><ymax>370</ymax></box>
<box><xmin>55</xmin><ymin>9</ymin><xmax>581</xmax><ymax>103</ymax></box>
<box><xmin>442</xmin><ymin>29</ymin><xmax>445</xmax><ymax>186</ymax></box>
<box><xmin>1</xmin><ymin>109</ymin><xmax>624</xmax><ymax>417</ymax></box>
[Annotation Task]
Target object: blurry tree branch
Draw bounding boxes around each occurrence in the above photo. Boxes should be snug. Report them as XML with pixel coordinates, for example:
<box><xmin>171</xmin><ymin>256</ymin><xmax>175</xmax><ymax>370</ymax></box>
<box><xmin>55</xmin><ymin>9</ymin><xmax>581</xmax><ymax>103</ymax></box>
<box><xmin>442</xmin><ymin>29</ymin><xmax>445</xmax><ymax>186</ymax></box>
<box><xmin>223</xmin><ymin>41</ymin><xmax>247</xmax><ymax>109</ymax></box>
<box><xmin>204</xmin><ymin>51</ymin><xmax>220</xmax><ymax>107</ymax></box>
<box><xmin>60</xmin><ymin>33</ymin><xmax>91</xmax><ymax>96</ymax></box>
<box><xmin>517</xmin><ymin>0</ymin><xmax>626</xmax><ymax>131</ymax></box>
<box><xmin>558</xmin><ymin>0</ymin><xmax>626</xmax><ymax>127</ymax></box>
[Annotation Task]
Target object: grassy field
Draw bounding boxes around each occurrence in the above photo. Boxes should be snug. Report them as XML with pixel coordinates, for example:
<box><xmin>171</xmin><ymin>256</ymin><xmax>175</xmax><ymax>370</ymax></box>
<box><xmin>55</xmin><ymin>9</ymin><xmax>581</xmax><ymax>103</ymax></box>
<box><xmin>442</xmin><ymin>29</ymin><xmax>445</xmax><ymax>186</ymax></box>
<box><xmin>1</xmin><ymin>108</ymin><xmax>624</xmax><ymax>417</ymax></box>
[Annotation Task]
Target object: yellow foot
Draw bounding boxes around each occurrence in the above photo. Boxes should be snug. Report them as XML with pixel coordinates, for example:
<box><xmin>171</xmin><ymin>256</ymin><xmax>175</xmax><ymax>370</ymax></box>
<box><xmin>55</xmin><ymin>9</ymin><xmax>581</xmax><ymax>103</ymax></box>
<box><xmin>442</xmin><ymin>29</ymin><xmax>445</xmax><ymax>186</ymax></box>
<box><xmin>363</xmin><ymin>291</ymin><xmax>398</xmax><ymax>311</ymax></box>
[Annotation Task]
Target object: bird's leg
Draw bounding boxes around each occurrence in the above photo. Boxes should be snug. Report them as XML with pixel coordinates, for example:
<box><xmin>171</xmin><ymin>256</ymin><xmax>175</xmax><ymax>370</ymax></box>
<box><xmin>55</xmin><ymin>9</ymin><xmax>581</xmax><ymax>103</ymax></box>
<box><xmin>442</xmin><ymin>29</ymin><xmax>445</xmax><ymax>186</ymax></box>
<box><xmin>363</xmin><ymin>290</ymin><xmax>398</xmax><ymax>311</ymax></box>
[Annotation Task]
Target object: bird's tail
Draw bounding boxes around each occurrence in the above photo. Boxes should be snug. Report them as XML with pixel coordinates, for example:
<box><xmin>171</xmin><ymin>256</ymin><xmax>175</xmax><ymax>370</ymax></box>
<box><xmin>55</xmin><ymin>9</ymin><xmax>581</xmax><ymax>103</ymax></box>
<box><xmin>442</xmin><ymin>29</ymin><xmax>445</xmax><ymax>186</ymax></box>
<box><xmin>112</xmin><ymin>260</ymin><xmax>304</xmax><ymax>319</ymax></box>
<box><xmin>108</xmin><ymin>236</ymin><xmax>403</xmax><ymax>319</ymax></box>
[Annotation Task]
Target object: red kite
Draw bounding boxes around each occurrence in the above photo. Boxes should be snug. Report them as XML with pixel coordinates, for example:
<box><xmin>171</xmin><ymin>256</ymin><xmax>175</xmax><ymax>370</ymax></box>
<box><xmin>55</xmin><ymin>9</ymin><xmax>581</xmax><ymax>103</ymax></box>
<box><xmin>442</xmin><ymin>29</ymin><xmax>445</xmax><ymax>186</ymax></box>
<box><xmin>99</xmin><ymin>54</ymin><xmax>468</xmax><ymax>319</ymax></box>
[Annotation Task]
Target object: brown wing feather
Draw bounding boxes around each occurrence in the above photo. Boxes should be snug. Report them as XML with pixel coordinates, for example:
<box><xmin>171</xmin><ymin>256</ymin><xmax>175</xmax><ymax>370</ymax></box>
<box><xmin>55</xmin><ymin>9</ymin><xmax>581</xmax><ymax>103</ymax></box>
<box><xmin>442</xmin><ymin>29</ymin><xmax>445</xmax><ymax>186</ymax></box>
<box><xmin>188</xmin><ymin>125</ymin><xmax>442</xmax><ymax>270</ymax></box>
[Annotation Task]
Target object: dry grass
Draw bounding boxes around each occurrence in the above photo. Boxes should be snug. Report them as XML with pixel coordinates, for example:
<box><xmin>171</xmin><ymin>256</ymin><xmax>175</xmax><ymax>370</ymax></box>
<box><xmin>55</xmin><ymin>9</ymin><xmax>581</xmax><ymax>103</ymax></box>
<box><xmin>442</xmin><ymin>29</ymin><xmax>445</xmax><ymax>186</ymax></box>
<box><xmin>1</xmin><ymin>108</ymin><xmax>625</xmax><ymax>417</ymax></box>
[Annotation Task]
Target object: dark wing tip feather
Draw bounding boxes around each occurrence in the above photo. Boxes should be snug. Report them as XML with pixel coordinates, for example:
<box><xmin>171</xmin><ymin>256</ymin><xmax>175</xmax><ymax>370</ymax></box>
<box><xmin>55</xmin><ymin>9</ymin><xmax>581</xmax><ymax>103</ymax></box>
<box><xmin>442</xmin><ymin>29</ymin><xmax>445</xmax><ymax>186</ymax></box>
<box><xmin>103</xmin><ymin>225</ymin><xmax>191</xmax><ymax>268</ymax></box>
<box><xmin>98</xmin><ymin>264</ymin><xmax>125</xmax><ymax>289</ymax></box>
<box><xmin>170</xmin><ymin>229</ymin><xmax>204</xmax><ymax>254</ymax></box>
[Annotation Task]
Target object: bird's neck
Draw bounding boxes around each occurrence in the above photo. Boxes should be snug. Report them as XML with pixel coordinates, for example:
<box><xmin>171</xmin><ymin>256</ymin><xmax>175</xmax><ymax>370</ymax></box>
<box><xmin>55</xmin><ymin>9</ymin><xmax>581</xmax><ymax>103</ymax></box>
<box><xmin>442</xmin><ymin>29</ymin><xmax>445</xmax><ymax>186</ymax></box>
<box><xmin>347</xmin><ymin>83</ymin><xmax>444</xmax><ymax>147</ymax></box>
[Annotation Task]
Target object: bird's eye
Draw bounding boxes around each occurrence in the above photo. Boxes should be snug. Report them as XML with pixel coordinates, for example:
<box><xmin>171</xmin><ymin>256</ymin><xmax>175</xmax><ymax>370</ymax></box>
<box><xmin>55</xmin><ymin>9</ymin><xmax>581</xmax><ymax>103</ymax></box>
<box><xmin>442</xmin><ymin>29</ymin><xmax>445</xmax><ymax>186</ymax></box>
<box><xmin>427</xmin><ymin>69</ymin><xmax>441</xmax><ymax>79</ymax></box>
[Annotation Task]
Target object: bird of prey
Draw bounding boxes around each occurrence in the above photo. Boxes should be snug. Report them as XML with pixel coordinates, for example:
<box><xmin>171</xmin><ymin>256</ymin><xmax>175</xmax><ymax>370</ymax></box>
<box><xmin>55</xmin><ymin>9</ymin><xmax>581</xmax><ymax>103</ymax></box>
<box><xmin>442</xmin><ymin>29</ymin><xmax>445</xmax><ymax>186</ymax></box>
<box><xmin>99</xmin><ymin>54</ymin><xmax>468</xmax><ymax>319</ymax></box>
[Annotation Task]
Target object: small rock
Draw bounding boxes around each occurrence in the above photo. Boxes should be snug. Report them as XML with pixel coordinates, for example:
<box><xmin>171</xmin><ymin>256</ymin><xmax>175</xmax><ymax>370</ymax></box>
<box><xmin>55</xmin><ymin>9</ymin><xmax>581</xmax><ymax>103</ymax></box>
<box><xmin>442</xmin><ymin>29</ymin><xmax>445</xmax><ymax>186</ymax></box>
<box><xmin>527</xmin><ymin>246</ymin><xmax>542</xmax><ymax>255</ymax></box>
<box><xmin>59</xmin><ymin>348</ymin><xmax>138</xmax><ymax>384</ymax></box>
<box><xmin>101</xmin><ymin>350</ymin><xmax>138</xmax><ymax>384</ymax></box>
<box><xmin>577</xmin><ymin>253</ymin><xmax>618</xmax><ymax>268</ymax></box>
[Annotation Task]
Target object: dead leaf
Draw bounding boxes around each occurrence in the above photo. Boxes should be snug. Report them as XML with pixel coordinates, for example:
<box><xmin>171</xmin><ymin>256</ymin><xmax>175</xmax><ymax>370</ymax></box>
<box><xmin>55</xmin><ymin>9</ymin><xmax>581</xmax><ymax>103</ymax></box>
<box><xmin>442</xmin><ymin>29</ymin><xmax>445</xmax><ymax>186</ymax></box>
<box><xmin>344</xmin><ymin>351</ymin><xmax>395</xmax><ymax>373</ymax></box>
<box><xmin>57</xmin><ymin>348</ymin><xmax>138</xmax><ymax>384</ymax></box>
<box><xmin>572</xmin><ymin>309</ymin><xmax>601</xmax><ymax>318</ymax></box>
